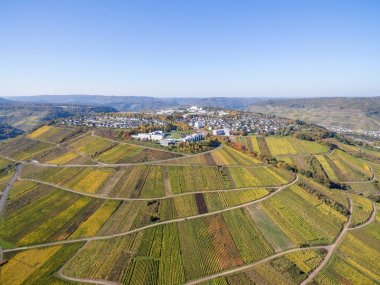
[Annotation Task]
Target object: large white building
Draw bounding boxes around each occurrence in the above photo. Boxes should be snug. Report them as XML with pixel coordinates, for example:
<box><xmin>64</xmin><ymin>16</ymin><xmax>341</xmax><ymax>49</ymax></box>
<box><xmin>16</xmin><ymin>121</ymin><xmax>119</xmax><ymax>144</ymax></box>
<box><xmin>180</xmin><ymin>132</ymin><xmax>205</xmax><ymax>142</ymax></box>
<box><xmin>132</xmin><ymin>131</ymin><xmax>166</xmax><ymax>141</ymax></box>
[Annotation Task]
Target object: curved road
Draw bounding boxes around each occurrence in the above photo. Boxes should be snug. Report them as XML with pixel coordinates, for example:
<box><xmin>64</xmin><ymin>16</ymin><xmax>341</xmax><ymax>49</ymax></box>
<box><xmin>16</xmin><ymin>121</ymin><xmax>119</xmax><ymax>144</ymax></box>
<box><xmin>186</xmin><ymin>198</ymin><xmax>378</xmax><ymax>285</ymax></box>
<box><xmin>2</xmin><ymin>175</ymin><xmax>299</xmax><ymax>254</ymax></box>
<box><xmin>20</xmin><ymin>175</ymin><xmax>293</xmax><ymax>202</ymax></box>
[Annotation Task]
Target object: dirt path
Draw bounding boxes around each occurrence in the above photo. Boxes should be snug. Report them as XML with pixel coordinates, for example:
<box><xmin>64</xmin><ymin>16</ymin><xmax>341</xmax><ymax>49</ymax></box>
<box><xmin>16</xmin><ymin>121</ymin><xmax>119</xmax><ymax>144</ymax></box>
<box><xmin>185</xmin><ymin>197</ymin><xmax>356</xmax><ymax>285</ymax></box>
<box><xmin>2</xmin><ymin>175</ymin><xmax>298</xmax><ymax>254</ymax></box>
<box><xmin>20</xmin><ymin>176</ymin><xmax>289</xmax><ymax>201</ymax></box>
<box><xmin>0</xmin><ymin>164</ymin><xmax>22</xmax><ymax>264</ymax></box>
<box><xmin>300</xmin><ymin>198</ymin><xmax>354</xmax><ymax>285</ymax></box>
<box><xmin>341</xmin><ymin>166</ymin><xmax>375</xmax><ymax>184</ymax></box>
<box><xmin>27</xmin><ymin>145</ymin><xmax>223</xmax><ymax>168</ymax></box>
<box><xmin>0</xmin><ymin>164</ymin><xmax>22</xmax><ymax>216</ymax></box>
<box><xmin>162</xmin><ymin>167</ymin><xmax>172</xmax><ymax>196</ymax></box>
<box><xmin>276</xmin><ymin>148</ymin><xmax>335</xmax><ymax>158</ymax></box>
<box><xmin>184</xmin><ymin>245</ymin><xmax>330</xmax><ymax>285</ymax></box>
<box><xmin>91</xmin><ymin>132</ymin><xmax>186</xmax><ymax>156</ymax></box>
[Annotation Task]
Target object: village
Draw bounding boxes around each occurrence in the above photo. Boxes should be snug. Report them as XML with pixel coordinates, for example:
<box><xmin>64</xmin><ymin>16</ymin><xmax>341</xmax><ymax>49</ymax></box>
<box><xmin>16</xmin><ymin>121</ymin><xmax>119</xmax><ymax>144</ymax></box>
<box><xmin>60</xmin><ymin>106</ymin><xmax>300</xmax><ymax>146</ymax></box>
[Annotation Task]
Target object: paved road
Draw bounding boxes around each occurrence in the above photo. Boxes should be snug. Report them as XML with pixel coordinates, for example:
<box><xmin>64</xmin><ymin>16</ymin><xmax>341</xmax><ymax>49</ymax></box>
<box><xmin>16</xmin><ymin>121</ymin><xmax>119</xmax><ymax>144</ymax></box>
<box><xmin>0</xmin><ymin>163</ymin><xmax>22</xmax><ymax>265</ymax></box>
<box><xmin>0</xmin><ymin>164</ymin><xmax>22</xmax><ymax>216</ymax></box>
<box><xmin>2</xmin><ymin>175</ymin><xmax>299</xmax><ymax>254</ymax></box>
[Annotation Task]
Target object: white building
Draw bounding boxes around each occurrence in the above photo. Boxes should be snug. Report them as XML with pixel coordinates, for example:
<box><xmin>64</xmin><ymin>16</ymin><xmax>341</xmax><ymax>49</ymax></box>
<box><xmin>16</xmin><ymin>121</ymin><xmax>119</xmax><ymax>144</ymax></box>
<box><xmin>159</xmin><ymin>138</ymin><xmax>175</xmax><ymax>146</ymax></box>
<box><xmin>180</xmin><ymin>132</ymin><xmax>205</xmax><ymax>142</ymax></box>
<box><xmin>194</xmin><ymin>121</ymin><xmax>204</xmax><ymax>129</ymax></box>
<box><xmin>132</xmin><ymin>131</ymin><xmax>166</xmax><ymax>141</ymax></box>
<box><xmin>212</xmin><ymin>129</ymin><xmax>230</xmax><ymax>136</ymax></box>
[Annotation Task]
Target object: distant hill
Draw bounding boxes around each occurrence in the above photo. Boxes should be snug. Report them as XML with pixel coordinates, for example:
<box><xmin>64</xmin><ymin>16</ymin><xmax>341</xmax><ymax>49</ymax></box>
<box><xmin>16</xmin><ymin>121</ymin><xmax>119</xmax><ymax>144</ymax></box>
<box><xmin>0</xmin><ymin>99</ymin><xmax>117</xmax><ymax>132</ymax></box>
<box><xmin>0</xmin><ymin>124</ymin><xmax>24</xmax><ymax>140</ymax></box>
<box><xmin>247</xmin><ymin>97</ymin><xmax>380</xmax><ymax>132</ymax></box>
<box><xmin>7</xmin><ymin>95</ymin><xmax>267</xmax><ymax>111</ymax></box>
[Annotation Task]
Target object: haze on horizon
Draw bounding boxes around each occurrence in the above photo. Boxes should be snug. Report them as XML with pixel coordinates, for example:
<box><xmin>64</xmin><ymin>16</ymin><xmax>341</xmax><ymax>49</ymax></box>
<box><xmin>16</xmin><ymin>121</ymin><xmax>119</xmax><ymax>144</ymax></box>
<box><xmin>1</xmin><ymin>0</ymin><xmax>379</xmax><ymax>98</ymax></box>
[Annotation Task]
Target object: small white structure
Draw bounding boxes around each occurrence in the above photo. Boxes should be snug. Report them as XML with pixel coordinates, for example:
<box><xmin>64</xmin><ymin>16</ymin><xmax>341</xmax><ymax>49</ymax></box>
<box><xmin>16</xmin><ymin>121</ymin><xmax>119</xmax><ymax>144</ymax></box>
<box><xmin>132</xmin><ymin>131</ymin><xmax>166</xmax><ymax>141</ymax></box>
<box><xmin>180</xmin><ymin>132</ymin><xmax>205</xmax><ymax>142</ymax></box>
<box><xmin>159</xmin><ymin>138</ymin><xmax>175</xmax><ymax>146</ymax></box>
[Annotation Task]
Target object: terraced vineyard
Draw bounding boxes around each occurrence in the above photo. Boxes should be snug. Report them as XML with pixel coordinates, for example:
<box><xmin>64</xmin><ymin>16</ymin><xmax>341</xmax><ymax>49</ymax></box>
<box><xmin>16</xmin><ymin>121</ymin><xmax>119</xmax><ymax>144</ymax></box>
<box><xmin>1</xmin><ymin>125</ymin><xmax>379</xmax><ymax>285</ymax></box>
<box><xmin>235</xmin><ymin>136</ymin><xmax>329</xmax><ymax>156</ymax></box>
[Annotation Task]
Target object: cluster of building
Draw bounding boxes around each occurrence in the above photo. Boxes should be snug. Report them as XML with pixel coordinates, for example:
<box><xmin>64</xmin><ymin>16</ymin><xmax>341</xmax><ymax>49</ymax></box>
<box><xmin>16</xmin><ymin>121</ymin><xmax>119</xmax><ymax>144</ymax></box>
<box><xmin>60</xmin><ymin>115</ymin><xmax>168</xmax><ymax>129</ymax></box>
<box><xmin>328</xmin><ymin>127</ymin><xmax>380</xmax><ymax>139</ymax></box>
<box><xmin>185</xmin><ymin>112</ymin><xmax>298</xmax><ymax>135</ymax></box>
<box><xmin>131</xmin><ymin>130</ymin><xmax>206</xmax><ymax>146</ymax></box>
<box><xmin>60</xmin><ymin>107</ymin><xmax>300</xmax><ymax>142</ymax></box>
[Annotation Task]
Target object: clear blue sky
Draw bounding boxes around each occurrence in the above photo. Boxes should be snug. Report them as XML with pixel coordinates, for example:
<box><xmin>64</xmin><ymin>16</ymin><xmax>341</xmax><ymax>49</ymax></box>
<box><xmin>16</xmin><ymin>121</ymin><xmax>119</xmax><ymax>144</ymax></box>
<box><xmin>1</xmin><ymin>0</ymin><xmax>379</xmax><ymax>97</ymax></box>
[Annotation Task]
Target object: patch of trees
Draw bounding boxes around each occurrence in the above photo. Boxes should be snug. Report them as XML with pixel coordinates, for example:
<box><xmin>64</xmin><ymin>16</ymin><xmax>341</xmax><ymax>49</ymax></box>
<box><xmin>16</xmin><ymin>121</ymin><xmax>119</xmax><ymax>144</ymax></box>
<box><xmin>298</xmin><ymin>181</ymin><xmax>350</xmax><ymax>216</ymax></box>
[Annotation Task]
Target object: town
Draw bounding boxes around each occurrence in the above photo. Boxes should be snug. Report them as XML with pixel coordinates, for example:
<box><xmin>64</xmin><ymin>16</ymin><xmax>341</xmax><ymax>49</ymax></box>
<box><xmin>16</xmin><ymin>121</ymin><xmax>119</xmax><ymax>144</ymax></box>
<box><xmin>59</xmin><ymin>106</ymin><xmax>301</xmax><ymax>146</ymax></box>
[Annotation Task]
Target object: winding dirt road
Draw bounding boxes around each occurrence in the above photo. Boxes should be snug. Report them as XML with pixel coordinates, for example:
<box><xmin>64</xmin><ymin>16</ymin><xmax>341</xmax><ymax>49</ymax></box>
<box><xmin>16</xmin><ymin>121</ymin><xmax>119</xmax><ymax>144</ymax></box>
<box><xmin>2</xmin><ymin>175</ymin><xmax>299</xmax><ymax>254</ymax></box>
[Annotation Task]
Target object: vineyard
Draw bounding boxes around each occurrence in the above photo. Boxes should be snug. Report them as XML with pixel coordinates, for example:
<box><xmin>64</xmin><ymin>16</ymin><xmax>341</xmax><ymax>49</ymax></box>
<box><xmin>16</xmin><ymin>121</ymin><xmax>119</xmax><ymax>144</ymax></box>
<box><xmin>201</xmin><ymin>249</ymin><xmax>326</xmax><ymax>285</ymax></box>
<box><xmin>20</xmin><ymin>164</ymin><xmax>292</xmax><ymax>198</ymax></box>
<box><xmin>1</xmin><ymin>125</ymin><xmax>380</xmax><ymax>285</ymax></box>
<box><xmin>163</xmin><ymin>145</ymin><xmax>261</xmax><ymax>166</ymax></box>
<box><xmin>235</xmin><ymin>136</ymin><xmax>328</xmax><ymax>156</ymax></box>
<box><xmin>315</xmin><ymin>216</ymin><xmax>380</xmax><ymax>285</ymax></box>
<box><xmin>315</xmin><ymin>151</ymin><xmax>372</xmax><ymax>182</ymax></box>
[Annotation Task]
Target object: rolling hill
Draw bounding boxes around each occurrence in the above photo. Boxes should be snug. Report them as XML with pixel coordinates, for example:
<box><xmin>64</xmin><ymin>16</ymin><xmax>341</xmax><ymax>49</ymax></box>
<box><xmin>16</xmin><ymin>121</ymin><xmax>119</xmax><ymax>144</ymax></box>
<box><xmin>0</xmin><ymin>125</ymin><xmax>379</xmax><ymax>285</ymax></box>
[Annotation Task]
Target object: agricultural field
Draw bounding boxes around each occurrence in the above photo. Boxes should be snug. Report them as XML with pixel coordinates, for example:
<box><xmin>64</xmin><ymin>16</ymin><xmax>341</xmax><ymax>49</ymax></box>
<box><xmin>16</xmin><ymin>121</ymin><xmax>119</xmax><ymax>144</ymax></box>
<box><xmin>257</xmin><ymin>185</ymin><xmax>347</xmax><ymax>246</ymax></box>
<box><xmin>235</xmin><ymin>136</ymin><xmax>328</xmax><ymax>156</ymax></box>
<box><xmin>201</xmin><ymin>249</ymin><xmax>326</xmax><ymax>285</ymax></box>
<box><xmin>163</xmin><ymin>145</ymin><xmax>261</xmax><ymax>166</ymax></box>
<box><xmin>315</xmin><ymin>151</ymin><xmax>372</xmax><ymax>182</ymax></box>
<box><xmin>27</xmin><ymin>125</ymin><xmax>81</xmax><ymax>144</ymax></box>
<box><xmin>314</xmin><ymin>217</ymin><xmax>380</xmax><ymax>284</ymax></box>
<box><xmin>20</xmin><ymin>164</ymin><xmax>292</xmax><ymax>198</ymax></box>
<box><xmin>1</xmin><ymin>126</ymin><xmax>379</xmax><ymax>285</ymax></box>
<box><xmin>349</xmin><ymin>194</ymin><xmax>374</xmax><ymax>227</ymax></box>
<box><xmin>0</xmin><ymin>136</ymin><xmax>56</xmax><ymax>161</ymax></box>
<box><xmin>0</xmin><ymin>180</ymin><xmax>120</xmax><ymax>247</ymax></box>
<box><xmin>21</xmin><ymin>164</ymin><xmax>113</xmax><ymax>194</ymax></box>
<box><xmin>349</xmin><ymin>182</ymin><xmax>380</xmax><ymax>196</ymax></box>
<box><xmin>67</xmin><ymin>134</ymin><xmax>181</xmax><ymax>163</ymax></box>
<box><xmin>1</xmin><ymin>243</ymin><xmax>84</xmax><ymax>285</ymax></box>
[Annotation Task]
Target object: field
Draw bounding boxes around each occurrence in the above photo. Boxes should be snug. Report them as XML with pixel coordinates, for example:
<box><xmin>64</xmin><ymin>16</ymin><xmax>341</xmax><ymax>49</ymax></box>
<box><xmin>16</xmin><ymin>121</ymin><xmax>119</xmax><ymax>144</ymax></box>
<box><xmin>1</xmin><ymin>243</ymin><xmax>84</xmax><ymax>285</ymax></box>
<box><xmin>1</xmin><ymin>125</ymin><xmax>379</xmax><ymax>285</ymax></box>
<box><xmin>201</xmin><ymin>249</ymin><xmax>326</xmax><ymax>285</ymax></box>
<box><xmin>314</xmin><ymin>216</ymin><xmax>380</xmax><ymax>284</ymax></box>
<box><xmin>0</xmin><ymin>136</ymin><xmax>56</xmax><ymax>161</ymax></box>
<box><xmin>20</xmin><ymin>164</ymin><xmax>293</xmax><ymax>198</ymax></box>
<box><xmin>27</xmin><ymin>125</ymin><xmax>80</xmax><ymax>144</ymax></box>
<box><xmin>316</xmin><ymin>150</ymin><xmax>372</xmax><ymax>182</ymax></box>
<box><xmin>163</xmin><ymin>145</ymin><xmax>261</xmax><ymax>166</ymax></box>
<box><xmin>0</xmin><ymin>180</ymin><xmax>120</xmax><ymax>247</ymax></box>
<box><xmin>235</xmin><ymin>136</ymin><xmax>328</xmax><ymax>156</ymax></box>
<box><xmin>349</xmin><ymin>194</ymin><xmax>374</xmax><ymax>227</ymax></box>
<box><xmin>257</xmin><ymin>185</ymin><xmax>347</xmax><ymax>246</ymax></box>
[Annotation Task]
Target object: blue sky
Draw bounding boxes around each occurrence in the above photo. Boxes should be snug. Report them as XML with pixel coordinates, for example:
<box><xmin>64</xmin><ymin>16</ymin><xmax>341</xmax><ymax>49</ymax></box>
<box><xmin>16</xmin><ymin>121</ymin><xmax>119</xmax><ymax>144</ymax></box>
<box><xmin>1</xmin><ymin>0</ymin><xmax>379</xmax><ymax>97</ymax></box>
